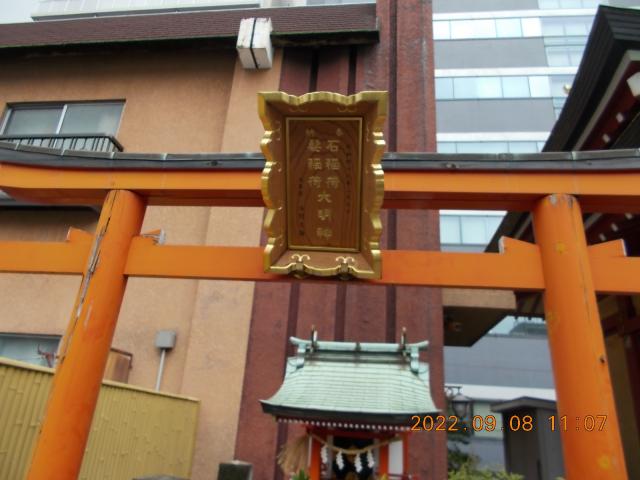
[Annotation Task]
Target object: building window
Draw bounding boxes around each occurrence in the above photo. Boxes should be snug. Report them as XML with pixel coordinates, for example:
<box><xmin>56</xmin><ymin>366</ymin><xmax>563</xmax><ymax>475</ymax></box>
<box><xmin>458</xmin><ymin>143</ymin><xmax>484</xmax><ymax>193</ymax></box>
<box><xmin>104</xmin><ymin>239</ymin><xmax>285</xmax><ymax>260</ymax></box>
<box><xmin>433</xmin><ymin>20</ymin><xmax>451</xmax><ymax>40</ymax></box>
<box><xmin>440</xmin><ymin>213</ymin><xmax>504</xmax><ymax>252</ymax></box>
<box><xmin>434</xmin><ymin>15</ymin><xmax>594</xmax><ymax>41</ymax></box>
<box><xmin>489</xmin><ymin>315</ymin><xmax>548</xmax><ymax>337</ymax></box>
<box><xmin>435</xmin><ymin>77</ymin><xmax>455</xmax><ymax>100</ymax></box>
<box><xmin>496</xmin><ymin>18</ymin><xmax>523</xmax><ymax>38</ymax></box>
<box><xmin>435</xmin><ymin>18</ymin><xmax>534</xmax><ymax>40</ymax></box>
<box><xmin>450</xmin><ymin>19</ymin><xmax>496</xmax><ymax>39</ymax></box>
<box><xmin>0</xmin><ymin>332</ymin><xmax>133</xmax><ymax>381</ymax></box>
<box><xmin>553</xmin><ymin>97</ymin><xmax>567</xmax><ymax>118</ymax></box>
<box><xmin>0</xmin><ymin>333</ymin><xmax>60</xmax><ymax>367</ymax></box>
<box><xmin>538</xmin><ymin>0</ymin><xmax>604</xmax><ymax>9</ymax></box>
<box><xmin>528</xmin><ymin>76</ymin><xmax>552</xmax><ymax>97</ymax></box>
<box><xmin>0</xmin><ymin>101</ymin><xmax>124</xmax><ymax>152</ymax></box>
<box><xmin>502</xmin><ymin>76</ymin><xmax>530</xmax><ymax>98</ymax></box>
<box><xmin>441</xmin><ymin>215</ymin><xmax>462</xmax><ymax>244</ymax></box>
<box><xmin>544</xmin><ymin>35</ymin><xmax>588</xmax><ymax>46</ymax></box>
<box><xmin>461</xmin><ymin>216</ymin><xmax>488</xmax><ymax>244</ymax></box>
<box><xmin>437</xmin><ymin>141</ymin><xmax>545</xmax><ymax>154</ymax></box>
<box><xmin>546</xmin><ymin>45</ymin><xmax>585</xmax><ymax>66</ymax></box>
<box><xmin>541</xmin><ymin>16</ymin><xmax>593</xmax><ymax>37</ymax></box>
<box><xmin>521</xmin><ymin>17</ymin><xmax>543</xmax><ymax>37</ymax></box>
<box><xmin>550</xmin><ymin>75</ymin><xmax>574</xmax><ymax>97</ymax></box>
<box><xmin>2</xmin><ymin>102</ymin><xmax>123</xmax><ymax>136</ymax></box>
<box><xmin>435</xmin><ymin>74</ymin><xmax>574</xmax><ymax>101</ymax></box>
<box><xmin>453</xmin><ymin>76</ymin><xmax>502</xmax><ymax>99</ymax></box>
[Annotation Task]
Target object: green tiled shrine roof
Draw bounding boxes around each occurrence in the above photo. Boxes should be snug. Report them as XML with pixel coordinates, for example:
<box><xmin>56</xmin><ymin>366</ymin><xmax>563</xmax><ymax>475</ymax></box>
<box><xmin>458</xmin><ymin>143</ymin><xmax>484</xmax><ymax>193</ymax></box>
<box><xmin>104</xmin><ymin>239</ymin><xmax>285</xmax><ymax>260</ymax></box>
<box><xmin>261</xmin><ymin>337</ymin><xmax>439</xmax><ymax>426</ymax></box>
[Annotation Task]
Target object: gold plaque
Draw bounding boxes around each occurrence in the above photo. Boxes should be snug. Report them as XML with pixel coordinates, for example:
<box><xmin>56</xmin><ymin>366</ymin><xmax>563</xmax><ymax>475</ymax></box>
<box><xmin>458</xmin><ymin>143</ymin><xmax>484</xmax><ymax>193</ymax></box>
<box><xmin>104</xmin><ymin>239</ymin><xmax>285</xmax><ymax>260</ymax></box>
<box><xmin>259</xmin><ymin>91</ymin><xmax>387</xmax><ymax>279</ymax></box>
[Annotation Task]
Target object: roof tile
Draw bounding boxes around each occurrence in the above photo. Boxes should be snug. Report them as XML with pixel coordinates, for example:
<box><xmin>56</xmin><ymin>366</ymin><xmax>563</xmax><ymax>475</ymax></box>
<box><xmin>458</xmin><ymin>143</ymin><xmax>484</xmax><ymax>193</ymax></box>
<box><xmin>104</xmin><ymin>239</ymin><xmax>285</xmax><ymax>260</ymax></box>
<box><xmin>0</xmin><ymin>4</ymin><xmax>377</xmax><ymax>49</ymax></box>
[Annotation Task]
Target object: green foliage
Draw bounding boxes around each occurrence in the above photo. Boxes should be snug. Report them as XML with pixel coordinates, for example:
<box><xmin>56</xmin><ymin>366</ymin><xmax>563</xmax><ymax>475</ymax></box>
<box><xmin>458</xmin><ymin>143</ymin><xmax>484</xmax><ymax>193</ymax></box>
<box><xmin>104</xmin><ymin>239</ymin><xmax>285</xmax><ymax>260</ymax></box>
<box><xmin>447</xmin><ymin>417</ymin><xmax>473</xmax><ymax>471</ymax></box>
<box><xmin>448</xmin><ymin>459</ymin><xmax>523</xmax><ymax>480</ymax></box>
<box><xmin>448</xmin><ymin>444</ymin><xmax>474</xmax><ymax>473</ymax></box>
<box><xmin>291</xmin><ymin>469</ymin><xmax>310</xmax><ymax>480</ymax></box>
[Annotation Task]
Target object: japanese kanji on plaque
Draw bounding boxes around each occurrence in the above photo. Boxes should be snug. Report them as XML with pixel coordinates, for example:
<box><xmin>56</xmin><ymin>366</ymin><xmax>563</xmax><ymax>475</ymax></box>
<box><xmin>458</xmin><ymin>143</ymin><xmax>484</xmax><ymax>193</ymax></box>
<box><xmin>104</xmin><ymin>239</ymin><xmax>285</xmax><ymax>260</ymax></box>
<box><xmin>259</xmin><ymin>91</ymin><xmax>387</xmax><ymax>279</ymax></box>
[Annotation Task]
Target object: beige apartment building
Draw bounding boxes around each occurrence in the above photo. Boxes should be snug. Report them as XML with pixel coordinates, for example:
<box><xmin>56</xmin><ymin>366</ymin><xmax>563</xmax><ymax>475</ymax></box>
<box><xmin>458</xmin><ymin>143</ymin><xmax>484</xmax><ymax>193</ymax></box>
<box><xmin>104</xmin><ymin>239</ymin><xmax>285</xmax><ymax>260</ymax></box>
<box><xmin>0</xmin><ymin>47</ymin><xmax>277</xmax><ymax>480</ymax></box>
<box><xmin>0</xmin><ymin>2</ymin><xmax>514</xmax><ymax>478</ymax></box>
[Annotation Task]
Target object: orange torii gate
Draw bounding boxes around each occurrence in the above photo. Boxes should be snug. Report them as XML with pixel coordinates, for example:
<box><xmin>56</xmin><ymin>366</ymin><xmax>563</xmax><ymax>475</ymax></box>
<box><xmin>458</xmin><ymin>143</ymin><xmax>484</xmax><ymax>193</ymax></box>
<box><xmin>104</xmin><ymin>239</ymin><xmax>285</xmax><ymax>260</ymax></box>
<box><xmin>0</xmin><ymin>146</ymin><xmax>638</xmax><ymax>480</ymax></box>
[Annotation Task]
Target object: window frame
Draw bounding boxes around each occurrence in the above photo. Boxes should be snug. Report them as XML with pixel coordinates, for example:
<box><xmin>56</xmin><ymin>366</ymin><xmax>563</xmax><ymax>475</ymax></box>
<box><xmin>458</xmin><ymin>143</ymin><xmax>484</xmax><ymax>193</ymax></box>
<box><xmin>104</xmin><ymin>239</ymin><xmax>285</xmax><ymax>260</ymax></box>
<box><xmin>0</xmin><ymin>100</ymin><xmax>125</xmax><ymax>137</ymax></box>
<box><xmin>0</xmin><ymin>332</ymin><xmax>61</xmax><ymax>367</ymax></box>
<box><xmin>437</xmin><ymin>141</ymin><xmax>546</xmax><ymax>154</ymax></box>
<box><xmin>434</xmin><ymin>14</ymin><xmax>595</xmax><ymax>41</ymax></box>
<box><xmin>435</xmin><ymin>74</ymin><xmax>573</xmax><ymax>101</ymax></box>
<box><xmin>440</xmin><ymin>213</ymin><xmax>506</xmax><ymax>251</ymax></box>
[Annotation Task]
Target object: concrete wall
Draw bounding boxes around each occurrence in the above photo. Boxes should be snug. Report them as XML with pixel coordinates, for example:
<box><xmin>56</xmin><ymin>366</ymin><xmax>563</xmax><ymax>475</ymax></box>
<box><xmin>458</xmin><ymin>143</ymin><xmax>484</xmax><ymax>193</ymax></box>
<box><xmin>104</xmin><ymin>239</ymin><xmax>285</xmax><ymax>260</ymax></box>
<box><xmin>435</xmin><ymin>38</ymin><xmax>548</xmax><ymax>69</ymax></box>
<box><xmin>0</xmin><ymin>46</ymin><xmax>282</xmax><ymax>479</ymax></box>
<box><xmin>456</xmin><ymin>436</ymin><xmax>505</xmax><ymax>469</ymax></box>
<box><xmin>445</xmin><ymin>335</ymin><xmax>555</xmax><ymax>388</ymax></box>
<box><xmin>436</xmin><ymin>99</ymin><xmax>557</xmax><ymax>132</ymax></box>
<box><xmin>0</xmin><ymin>208</ymin><xmax>97</xmax><ymax>337</ymax></box>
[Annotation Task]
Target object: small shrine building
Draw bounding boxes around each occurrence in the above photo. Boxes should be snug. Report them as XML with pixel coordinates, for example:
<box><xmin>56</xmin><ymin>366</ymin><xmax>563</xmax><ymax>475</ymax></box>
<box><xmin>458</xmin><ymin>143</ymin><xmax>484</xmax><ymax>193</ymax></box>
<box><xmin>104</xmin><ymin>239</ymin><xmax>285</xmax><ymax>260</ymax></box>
<box><xmin>261</xmin><ymin>334</ymin><xmax>438</xmax><ymax>480</ymax></box>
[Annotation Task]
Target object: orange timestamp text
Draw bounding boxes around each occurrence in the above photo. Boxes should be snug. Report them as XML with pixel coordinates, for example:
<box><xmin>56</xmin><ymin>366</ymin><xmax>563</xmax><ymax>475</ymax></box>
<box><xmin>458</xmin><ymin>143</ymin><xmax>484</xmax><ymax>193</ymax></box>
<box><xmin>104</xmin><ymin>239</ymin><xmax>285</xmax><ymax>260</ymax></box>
<box><xmin>410</xmin><ymin>414</ymin><xmax>608</xmax><ymax>432</ymax></box>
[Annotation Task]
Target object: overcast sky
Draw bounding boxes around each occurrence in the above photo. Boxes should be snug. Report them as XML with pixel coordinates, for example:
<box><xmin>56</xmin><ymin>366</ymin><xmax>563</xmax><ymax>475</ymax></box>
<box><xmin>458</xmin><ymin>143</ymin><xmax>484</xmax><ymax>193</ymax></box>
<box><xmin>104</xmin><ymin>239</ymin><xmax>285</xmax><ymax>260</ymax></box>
<box><xmin>0</xmin><ymin>0</ymin><xmax>39</xmax><ymax>24</ymax></box>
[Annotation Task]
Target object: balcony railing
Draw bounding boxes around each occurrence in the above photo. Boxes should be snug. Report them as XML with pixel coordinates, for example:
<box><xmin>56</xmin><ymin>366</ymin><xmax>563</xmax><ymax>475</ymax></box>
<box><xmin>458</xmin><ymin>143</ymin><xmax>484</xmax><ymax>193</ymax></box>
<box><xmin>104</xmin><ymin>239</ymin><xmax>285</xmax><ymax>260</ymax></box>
<box><xmin>0</xmin><ymin>134</ymin><xmax>123</xmax><ymax>153</ymax></box>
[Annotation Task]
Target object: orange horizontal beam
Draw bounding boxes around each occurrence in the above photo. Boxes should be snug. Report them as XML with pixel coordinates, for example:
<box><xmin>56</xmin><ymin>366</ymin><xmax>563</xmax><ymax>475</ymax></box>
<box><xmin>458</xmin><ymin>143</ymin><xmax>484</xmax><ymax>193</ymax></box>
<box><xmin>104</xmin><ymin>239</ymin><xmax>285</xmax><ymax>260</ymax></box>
<box><xmin>384</xmin><ymin>171</ymin><xmax>640</xmax><ymax>212</ymax></box>
<box><xmin>0</xmin><ymin>228</ymin><xmax>90</xmax><ymax>274</ymax></box>
<box><xmin>0</xmin><ymin>234</ymin><xmax>638</xmax><ymax>293</ymax></box>
<box><xmin>2</xmin><ymin>162</ymin><xmax>640</xmax><ymax>211</ymax></box>
<box><xmin>122</xmin><ymin>237</ymin><xmax>640</xmax><ymax>293</ymax></box>
<box><xmin>123</xmin><ymin>236</ymin><xmax>544</xmax><ymax>290</ymax></box>
<box><xmin>588</xmin><ymin>239</ymin><xmax>640</xmax><ymax>295</ymax></box>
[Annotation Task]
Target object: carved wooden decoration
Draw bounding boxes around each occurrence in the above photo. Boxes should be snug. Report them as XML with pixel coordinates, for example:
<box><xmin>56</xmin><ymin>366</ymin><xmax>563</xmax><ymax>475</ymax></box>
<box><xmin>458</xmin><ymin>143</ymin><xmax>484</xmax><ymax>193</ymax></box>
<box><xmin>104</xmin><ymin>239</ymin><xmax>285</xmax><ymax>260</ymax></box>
<box><xmin>259</xmin><ymin>91</ymin><xmax>387</xmax><ymax>279</ymax></box>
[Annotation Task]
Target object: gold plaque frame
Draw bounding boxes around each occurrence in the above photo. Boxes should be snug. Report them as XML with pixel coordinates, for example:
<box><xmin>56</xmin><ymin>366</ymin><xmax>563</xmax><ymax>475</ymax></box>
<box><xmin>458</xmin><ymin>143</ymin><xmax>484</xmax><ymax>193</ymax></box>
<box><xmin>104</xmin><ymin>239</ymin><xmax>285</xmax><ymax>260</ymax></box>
<box><xmin>259</xmin><ymin>91</ymin><xmax>387</xmax><ymax>279</ymax></box>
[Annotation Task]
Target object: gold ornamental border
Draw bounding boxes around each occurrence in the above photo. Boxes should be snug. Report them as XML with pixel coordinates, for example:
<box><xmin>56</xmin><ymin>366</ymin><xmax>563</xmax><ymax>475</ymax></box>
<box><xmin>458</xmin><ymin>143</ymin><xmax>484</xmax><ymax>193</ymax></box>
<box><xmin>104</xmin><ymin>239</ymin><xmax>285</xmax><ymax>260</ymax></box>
<box><xmin>258</xmin><ymin>90</ymin><xmax>387</xmax><ymax>279</ymax></box>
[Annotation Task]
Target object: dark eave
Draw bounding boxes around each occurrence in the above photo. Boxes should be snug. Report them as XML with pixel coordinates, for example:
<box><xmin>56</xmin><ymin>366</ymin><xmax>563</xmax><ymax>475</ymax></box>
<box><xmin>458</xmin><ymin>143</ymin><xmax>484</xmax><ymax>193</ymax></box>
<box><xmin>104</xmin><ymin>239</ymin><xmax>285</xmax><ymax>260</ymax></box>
<box><xmin>545</xmin><ymin>5</ymin><xmax>640</xmax><ymax>152</ymax></box>
<box><xmin>260</xmin><ymin>404</ymin><xmax>432</xmax><ymax>426</ymax></box>
<box><xmin>0</xmin><ymin>4</ymin><xmax>378</xmax><ymax>52</ymax></box>
<box><xmin>613</xmin><ymin>109</ymin><xmax>640</xmax><ymax>149</ymax></box>
<box><xmin>3</xmin><ymin>141</ymin><xmax>640</xmax><ymax>171</ymax></box>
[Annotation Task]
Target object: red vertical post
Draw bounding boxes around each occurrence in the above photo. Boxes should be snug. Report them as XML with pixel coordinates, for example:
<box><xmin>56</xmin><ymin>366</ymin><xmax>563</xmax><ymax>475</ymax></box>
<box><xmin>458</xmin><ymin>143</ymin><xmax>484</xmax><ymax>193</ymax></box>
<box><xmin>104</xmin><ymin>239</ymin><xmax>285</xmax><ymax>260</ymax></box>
<box><xmin>309</xmin><ymin>434</ymin><xmax>322</xmax><ymax>480</ymax></box>
<box><xmin>402</xmin><ymin>433</ymin><xmax>410</xmax><ymax>475</ymax></box>
<box><xmin>379</xmin><ymin>443</ymin><xmax>389</xmax><ymax>476</ymax></box>
<box><xmin>26</xmin><ymin>190</ymin><xmax>146</xmax><ymax>480</ymax></box>
<box><xmin>532</xmin><ymin>194</ymin><xmax>628</xmax><ymax>479</ymax></box>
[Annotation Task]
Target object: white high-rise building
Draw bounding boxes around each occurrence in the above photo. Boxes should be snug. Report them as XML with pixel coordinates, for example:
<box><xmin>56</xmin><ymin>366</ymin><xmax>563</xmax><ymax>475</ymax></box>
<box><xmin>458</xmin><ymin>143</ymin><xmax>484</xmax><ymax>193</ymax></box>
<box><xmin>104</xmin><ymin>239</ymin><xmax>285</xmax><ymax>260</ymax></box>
<box><xmin>436</xmin><ymin>0</ymin><xmax>640</xmax><ymax>469</ymax></box>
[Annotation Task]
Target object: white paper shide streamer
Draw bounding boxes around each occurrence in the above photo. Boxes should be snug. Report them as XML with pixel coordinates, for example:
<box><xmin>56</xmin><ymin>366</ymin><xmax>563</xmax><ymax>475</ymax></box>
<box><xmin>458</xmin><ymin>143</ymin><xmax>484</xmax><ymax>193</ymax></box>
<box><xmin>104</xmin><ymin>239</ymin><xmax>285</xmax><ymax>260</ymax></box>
<box><xmin>366</xmin><ymin>450</ymin><xmax>375</xmax><ymax>469</ymax></box>
<box><xmin>320</xmin><ymin>445</ymin><xmax>328</xmax><ymax>465</ymax></box>
<box><xmin>354</xmin><ymin>454</ymin><xmax>363</xmax><ymax>473</ymax></box>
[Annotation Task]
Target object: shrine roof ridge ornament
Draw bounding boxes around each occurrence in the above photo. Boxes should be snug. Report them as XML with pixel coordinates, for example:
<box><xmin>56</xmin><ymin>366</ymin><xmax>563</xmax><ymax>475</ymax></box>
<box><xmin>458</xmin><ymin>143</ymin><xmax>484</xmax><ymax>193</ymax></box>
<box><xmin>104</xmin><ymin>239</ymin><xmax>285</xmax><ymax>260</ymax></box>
<box><xmin>290</xmin><ymin>336</ymin><xmax>429</xmax><ymax>355</ymax></box>
<box><xmin>4</xmin><ymin>140</ymin><xmax>640</xmax><ymax>171</ymax></box>
<box><xmin>291</xmin><ymin>335</ymin><xmax>427</xmax><ymax>375</ymax></box>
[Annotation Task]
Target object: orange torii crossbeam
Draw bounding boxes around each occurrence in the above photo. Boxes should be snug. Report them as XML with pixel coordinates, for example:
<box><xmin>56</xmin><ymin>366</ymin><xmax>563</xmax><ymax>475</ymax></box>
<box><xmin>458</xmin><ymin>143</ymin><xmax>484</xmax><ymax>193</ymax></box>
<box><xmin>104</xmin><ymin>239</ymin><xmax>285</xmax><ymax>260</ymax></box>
<box><xmin>0</xmin><ymin>153</ymin><xmax>636</xmax><ymax>480</ymax></box>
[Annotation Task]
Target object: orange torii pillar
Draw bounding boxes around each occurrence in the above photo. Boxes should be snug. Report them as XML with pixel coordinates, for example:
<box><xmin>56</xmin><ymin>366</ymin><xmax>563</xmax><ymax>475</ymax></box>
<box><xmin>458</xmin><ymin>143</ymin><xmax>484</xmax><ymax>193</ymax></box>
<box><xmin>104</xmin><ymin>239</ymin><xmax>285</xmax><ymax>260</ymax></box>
<box><xmin>26</xmin><ymin>190</ymin><xmax>146</xmax><ymax>480</ymax></box>
<box><xmin>533</xmin><ymin>194</ymin><xmax>628</xmax><ymax>479</ymax></box>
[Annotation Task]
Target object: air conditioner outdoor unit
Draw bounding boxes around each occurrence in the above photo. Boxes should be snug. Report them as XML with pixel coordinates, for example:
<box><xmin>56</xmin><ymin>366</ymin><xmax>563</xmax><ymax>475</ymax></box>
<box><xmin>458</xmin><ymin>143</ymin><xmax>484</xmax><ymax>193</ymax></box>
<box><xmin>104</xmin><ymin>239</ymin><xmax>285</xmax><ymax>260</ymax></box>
<box><xmin>236</xmin><ymin>17</ymin><xmax>274</xmax><ymax>70</ymax></box>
